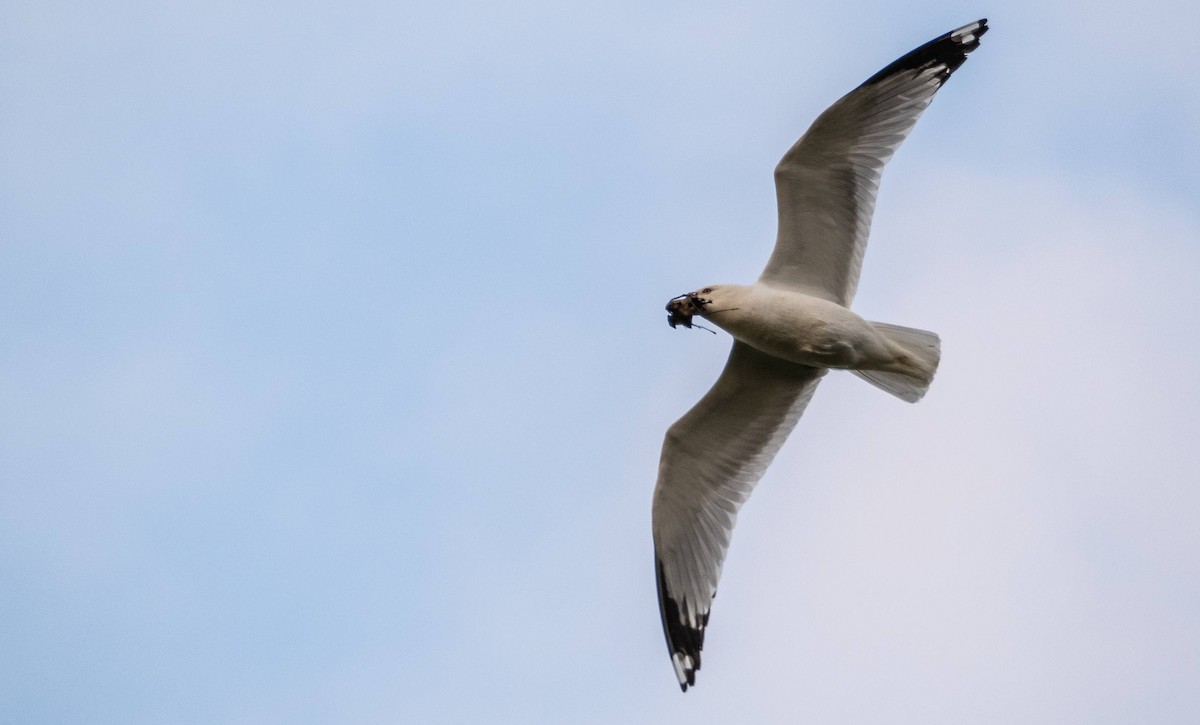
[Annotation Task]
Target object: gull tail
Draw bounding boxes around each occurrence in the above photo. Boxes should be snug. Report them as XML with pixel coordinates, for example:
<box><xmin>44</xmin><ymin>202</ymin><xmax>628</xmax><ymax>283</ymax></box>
<box><xmin>851</xmin><ymin>322</ymin><xmax>941</xmax><ymax>403</ymax></box>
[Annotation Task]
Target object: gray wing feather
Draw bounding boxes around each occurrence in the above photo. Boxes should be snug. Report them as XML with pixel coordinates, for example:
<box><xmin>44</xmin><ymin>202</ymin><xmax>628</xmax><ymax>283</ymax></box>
<box><xmin>760</xmin><ymin>19</ymin><xmax>987</xmax><ymax>305</ymax></box>
<box><xmin>652</xmin><ymin>342</ymin><xmax>825</xmax><ymax>690</ymax></box>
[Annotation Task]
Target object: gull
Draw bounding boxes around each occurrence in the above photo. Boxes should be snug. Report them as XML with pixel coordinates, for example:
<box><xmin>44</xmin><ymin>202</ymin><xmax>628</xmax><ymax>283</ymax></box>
<box><xmin>652</xmin><ymin>19</ymin><xmax>988</xmax><ymax>691</ymax></box>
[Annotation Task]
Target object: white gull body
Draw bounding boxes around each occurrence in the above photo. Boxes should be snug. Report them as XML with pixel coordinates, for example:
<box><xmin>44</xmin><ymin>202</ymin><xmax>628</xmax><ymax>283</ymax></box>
<box><xmin>652</xmin><ymin>19</ymin><xmax>988</xmax><ymax>691</ymax></box>
<box><xmin>678</xmin><ymin>283</ymin><xmax>939</xmax><ymax>393</ymax></box>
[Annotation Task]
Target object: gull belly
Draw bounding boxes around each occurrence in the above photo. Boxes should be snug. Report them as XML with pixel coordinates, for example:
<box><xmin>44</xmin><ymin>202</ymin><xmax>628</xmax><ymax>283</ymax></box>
<box><xmin>703</xmin><ymin>284</ymin><xmax>899</xmax><ymax>373</ymax></box>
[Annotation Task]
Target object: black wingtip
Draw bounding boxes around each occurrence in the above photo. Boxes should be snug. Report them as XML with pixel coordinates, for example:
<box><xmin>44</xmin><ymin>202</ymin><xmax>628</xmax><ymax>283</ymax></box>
<box><xmin>860</xmin><ymin>19</ymin><xmax>989</xmax><ymax>89</ymax></box>
<box><xmin>655</xmin><ymin>556</ymin><xmax>706</xmax><ymax>692</ymax></box>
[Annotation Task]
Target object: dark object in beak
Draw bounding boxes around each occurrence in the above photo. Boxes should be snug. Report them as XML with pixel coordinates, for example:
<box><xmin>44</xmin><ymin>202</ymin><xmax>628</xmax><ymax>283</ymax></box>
<box><xmin>666</xmin><ymin>293</ymin><xmax>708</xmax><ymax>329</ymax></box>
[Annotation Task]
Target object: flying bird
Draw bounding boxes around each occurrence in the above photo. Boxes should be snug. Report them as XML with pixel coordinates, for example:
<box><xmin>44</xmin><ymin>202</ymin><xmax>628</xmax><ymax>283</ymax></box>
<box><xmin>652</xmin><ymin>19</ymin><xmax>988</xmax><ymax>691</ymax></box>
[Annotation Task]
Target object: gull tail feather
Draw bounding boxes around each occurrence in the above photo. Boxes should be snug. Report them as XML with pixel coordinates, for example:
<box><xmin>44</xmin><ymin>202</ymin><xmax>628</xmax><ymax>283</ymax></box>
<box><xmin>851</xmin><ymin>322</ymin><xmax>941</xmax><ymax>403</ymax></box>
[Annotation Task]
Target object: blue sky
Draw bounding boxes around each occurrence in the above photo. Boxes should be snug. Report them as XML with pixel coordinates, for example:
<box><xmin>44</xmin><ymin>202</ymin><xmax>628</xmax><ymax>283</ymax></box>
<box><xmin>2</xmin><ymin>1</ymin><xmax>1198</xmax><ymax>722</ymax></box>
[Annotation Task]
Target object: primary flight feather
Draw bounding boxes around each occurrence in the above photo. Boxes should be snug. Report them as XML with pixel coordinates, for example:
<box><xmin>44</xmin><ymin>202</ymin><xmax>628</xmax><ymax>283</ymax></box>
<box><xmin>652</xmin><ymin>19</ymin><xmax>988</xmax><ymax>691</ymax></box>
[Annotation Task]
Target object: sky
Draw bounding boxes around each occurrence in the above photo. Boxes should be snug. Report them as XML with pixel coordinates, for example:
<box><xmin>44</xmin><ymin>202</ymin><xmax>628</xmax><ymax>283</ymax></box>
<box><xmin>2</xmin><ymin>1</ymin><xmax>1198</xmax><ymax>722</ymax></box>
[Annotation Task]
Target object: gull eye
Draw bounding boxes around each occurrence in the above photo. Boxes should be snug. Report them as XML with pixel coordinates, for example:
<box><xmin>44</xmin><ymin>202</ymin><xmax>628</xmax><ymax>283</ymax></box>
<box><xmin>702</xmin><ymin>287</ymin><xmax>712</xmax><ymax>294</ymax></box>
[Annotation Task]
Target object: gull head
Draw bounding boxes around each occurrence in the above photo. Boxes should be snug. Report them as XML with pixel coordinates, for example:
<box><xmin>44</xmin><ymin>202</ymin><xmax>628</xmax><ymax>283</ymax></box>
<box><xmin>665</xmin><ymin>286</ymin><xmax>719</xmax><ymax>329</ymax></box>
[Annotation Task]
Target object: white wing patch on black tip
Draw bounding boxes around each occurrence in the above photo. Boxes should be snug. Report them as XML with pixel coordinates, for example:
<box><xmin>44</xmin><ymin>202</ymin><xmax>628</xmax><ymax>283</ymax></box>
<box><xmin>952</xmin><ymin>21</ymin><xmax>984</xmax><ymax>46</ymax></box>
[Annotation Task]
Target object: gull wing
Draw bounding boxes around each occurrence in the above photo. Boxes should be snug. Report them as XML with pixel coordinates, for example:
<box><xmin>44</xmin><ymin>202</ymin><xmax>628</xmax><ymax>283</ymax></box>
<box><xmin>760</xmin><ymin>19</ymin><xmax>987</xmax><ymax>305</ymax></box>
<box><xmin>652</xmin><ymin>342</ymin><xmax>825</xmax><ymax>690</ymax></box>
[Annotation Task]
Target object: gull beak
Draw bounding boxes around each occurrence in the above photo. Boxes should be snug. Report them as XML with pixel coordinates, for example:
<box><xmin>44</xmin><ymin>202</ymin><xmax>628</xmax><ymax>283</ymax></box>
<box><xmin>666</xmin><ymin>294</ymin><xmax>704</xmax><ymax>329</ymax></box>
